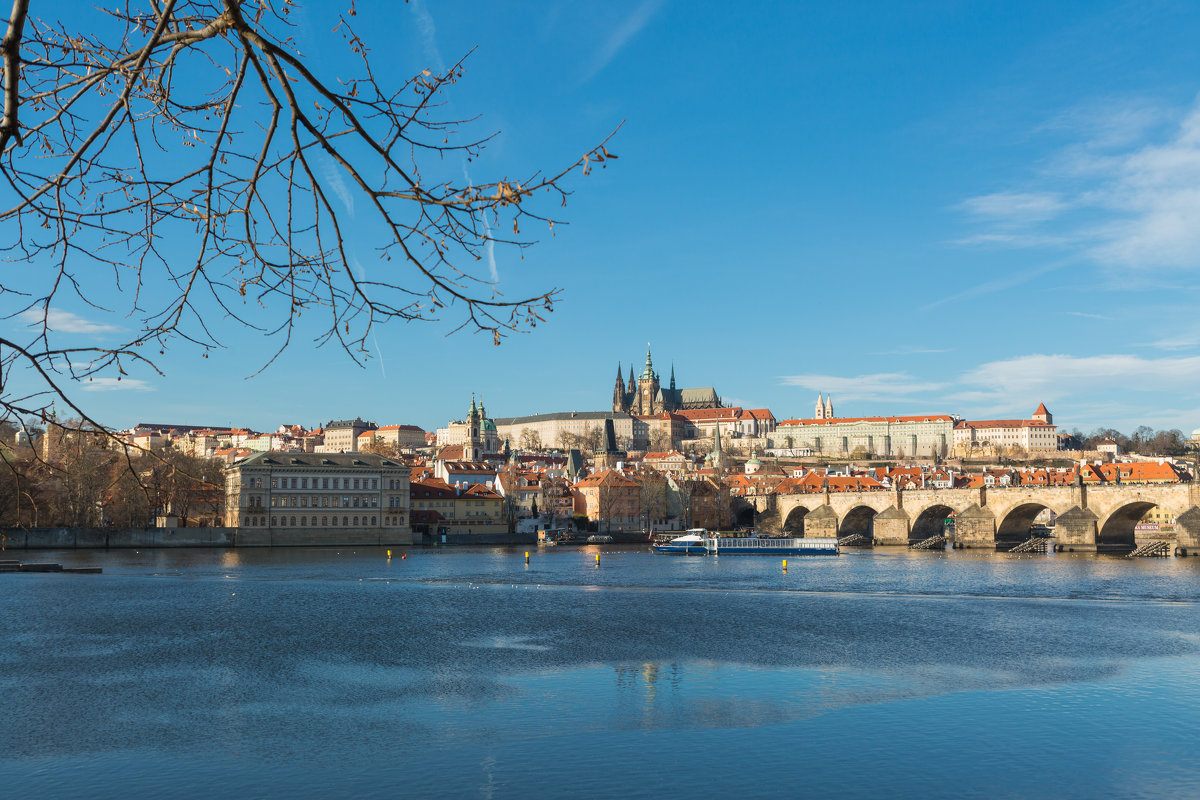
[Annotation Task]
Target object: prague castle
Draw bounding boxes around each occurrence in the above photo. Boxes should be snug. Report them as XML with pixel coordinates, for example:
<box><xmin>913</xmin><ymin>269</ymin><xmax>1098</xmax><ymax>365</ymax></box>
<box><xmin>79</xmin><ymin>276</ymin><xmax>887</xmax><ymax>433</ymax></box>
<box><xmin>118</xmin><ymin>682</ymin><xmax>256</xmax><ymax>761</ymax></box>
<box><xmin>612</xmin><ymin>346</ymin><xmax>721</xmax><ymax>416</ymax></box>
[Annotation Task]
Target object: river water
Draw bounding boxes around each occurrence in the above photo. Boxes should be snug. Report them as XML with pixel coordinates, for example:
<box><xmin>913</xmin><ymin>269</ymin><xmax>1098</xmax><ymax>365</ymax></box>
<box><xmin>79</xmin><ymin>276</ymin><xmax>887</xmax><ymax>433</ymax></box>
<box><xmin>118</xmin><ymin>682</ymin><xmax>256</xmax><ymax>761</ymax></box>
<box><xmin>3</xmin><ymin>545</ymin><xmax>1200</xmax><ymax>799</ymax></box>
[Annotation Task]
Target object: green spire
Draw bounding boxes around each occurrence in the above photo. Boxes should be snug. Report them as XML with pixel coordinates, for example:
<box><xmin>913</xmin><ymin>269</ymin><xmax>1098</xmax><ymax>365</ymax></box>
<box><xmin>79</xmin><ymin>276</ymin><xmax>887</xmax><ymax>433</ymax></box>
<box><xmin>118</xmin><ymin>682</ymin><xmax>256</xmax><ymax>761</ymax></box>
<box><xmin>641</xmin><ymin>344</ymin><xmax>655</xmax><ymax>380</ymax></box>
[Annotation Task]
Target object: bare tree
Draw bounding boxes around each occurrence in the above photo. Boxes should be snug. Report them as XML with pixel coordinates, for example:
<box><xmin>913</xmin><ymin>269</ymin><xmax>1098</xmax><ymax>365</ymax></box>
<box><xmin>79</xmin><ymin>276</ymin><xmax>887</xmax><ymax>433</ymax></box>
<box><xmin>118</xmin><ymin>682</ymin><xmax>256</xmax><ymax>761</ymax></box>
<box><xmin>518</xmin><ymin>428</ymin><xmax>542</xmax><ymax>452</ymax></box>
<box><xmin>0</xmin><ymin>1</ymin><xmax>618</xmax><ymax>439</ymax></box>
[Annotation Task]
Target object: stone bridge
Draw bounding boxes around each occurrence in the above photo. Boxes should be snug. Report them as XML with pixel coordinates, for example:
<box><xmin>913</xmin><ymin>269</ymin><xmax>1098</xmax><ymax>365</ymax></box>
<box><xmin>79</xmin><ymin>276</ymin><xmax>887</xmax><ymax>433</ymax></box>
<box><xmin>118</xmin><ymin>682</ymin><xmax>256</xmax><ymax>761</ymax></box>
<box><xmin>749</xmin><ymin>483</ymin><xmax>1200</xmax><ymax>553</ymax></box>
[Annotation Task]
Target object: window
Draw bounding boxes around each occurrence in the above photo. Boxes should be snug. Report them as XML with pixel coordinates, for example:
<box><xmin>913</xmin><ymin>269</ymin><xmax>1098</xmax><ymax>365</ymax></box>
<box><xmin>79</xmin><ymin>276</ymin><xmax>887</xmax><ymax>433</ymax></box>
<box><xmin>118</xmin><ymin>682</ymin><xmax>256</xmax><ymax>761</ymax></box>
<box><xmin>323</xmin><ymin>478</ymin><xmax>329</xmax><ymax>489</ymax></box>
<box><xmin>321</xmin><ymin>496</ymin><xmax>329</xmax><ymax>508</ymax></box>
<box><xmin>300</xmin><ymin>516</ymin><xmax>306</xmax><ymax>526</ymax></box>
<box><xmin>271</xmin><ymin>478</ymin><xmax>279</xmax><ymax>489</ymax></box>
<box><xmin>371</xmin><ymin>516</ymin><xmax>377</xmax><ymax>525</ymax></box>
<box><xmin>291</xmin><ymin>477</ymin><xmax>298</xmax><ymax>489</ymax></box>
<box><xmin>332</xmin><ymin>478</ymin><xmax>340</xmax><ymax>489</ymax></box>
<box><xmin>301</xmin><ymin>478</ymin><xmax>308</xmax><ymax>489</ymax></box>
<box><xmin>322</xmin><ymin>516</ymin><xmax>327</xmax><ymax>526</ymax></box>
<box><xmin>353</xmin><ymin>478</ymin><xmax>360</xmax><ymax>490</ymax></box>
<box><xmin>311</xmin><ymin>516</ymin><xmax>316</xmax><ymax>526</ymax></box>
<box><xmin>371</xmin><ymin>479</ymin><xmax>378</xmax><ymax>490</ymax></box>
<box><xmin>343</xmin><ymin>516</ymin><xmax>348</xmax><ymax>526</ymax></box>
<box><xmin>353</xmin><ymin>516</ymin><xmax>359</xmax><ymax>526</ymax></box>
<box><xmin>301</xmin><ymin>496</ymin><xmax>308</xmax><ymax>508</ymax></box>
<box><xmin>290</xmin><ymin>516</ymin><xmax>296</xmax><ymax>526</ymax></box>
<box><xmin>331</xmin><ymin>516</ymin><xmax>337</xmax><ymax>526</ymax></box>
<box><xmin>271</xmin><ymin>516</ymin><xmax>276</xmax><ymax>526</ymax></box>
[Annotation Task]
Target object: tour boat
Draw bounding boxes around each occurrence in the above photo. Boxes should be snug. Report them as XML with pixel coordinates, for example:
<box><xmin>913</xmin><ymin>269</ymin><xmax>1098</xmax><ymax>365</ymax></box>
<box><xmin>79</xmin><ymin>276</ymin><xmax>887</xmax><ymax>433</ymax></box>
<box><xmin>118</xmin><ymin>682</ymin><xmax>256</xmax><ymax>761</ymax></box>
<box><xmin>652</xmin><ymin>529</ymin><xmax>839</xmax><ymax>556</ymax></box>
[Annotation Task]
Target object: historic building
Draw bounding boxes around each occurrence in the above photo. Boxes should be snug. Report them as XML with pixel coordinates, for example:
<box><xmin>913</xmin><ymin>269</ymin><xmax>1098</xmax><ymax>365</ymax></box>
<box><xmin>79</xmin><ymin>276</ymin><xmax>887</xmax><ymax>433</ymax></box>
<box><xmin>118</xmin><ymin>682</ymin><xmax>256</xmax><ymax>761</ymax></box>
<box><xmin>612</xmin><ymin>347</ymin><xmax>721</xmax><ymax>416</ymax></box>
<box><xmin>952</xmin><ymin>403</ymin><xmax>1059</xmax><ymax>455</ymax></box>
<box><xmin>774</xmin><ymin>412</ymin><xmax>954</xmax><ymax>458</ymax></box>
<box><xmin>317</xmin><ymin>417</ymin><xmax>377</xmax><ymax>453</ymax></box>
<box><xmin>435</xmin><ymin>396</ymin><xmax>499</xmax><ymax>457</ymax></box>
<box><xmin>224</xmin><ymin>451</ymin><xmax>410</xmax><ymax>539</ymax></box>
<box><xmin>493</xmin><ymin>410</ymin><xmax>648</xmax><ymax>452</ymax></box>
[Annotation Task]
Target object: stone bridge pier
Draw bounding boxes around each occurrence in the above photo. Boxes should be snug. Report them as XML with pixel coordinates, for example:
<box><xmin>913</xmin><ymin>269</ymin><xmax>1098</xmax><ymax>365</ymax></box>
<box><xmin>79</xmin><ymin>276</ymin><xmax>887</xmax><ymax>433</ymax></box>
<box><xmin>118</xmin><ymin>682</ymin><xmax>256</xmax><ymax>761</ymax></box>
<box><xmin>770</xmin><ymin>481</ymin><xmax>1200</xmax><ymax>553</ymax></box>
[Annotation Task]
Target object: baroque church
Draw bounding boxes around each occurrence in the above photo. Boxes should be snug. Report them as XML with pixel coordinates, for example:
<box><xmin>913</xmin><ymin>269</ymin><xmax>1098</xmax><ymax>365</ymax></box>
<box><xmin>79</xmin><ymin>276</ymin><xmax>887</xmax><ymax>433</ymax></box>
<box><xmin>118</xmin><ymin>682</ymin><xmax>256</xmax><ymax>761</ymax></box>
<box><xmin>612</xmin><ymin>347</ymin><xmax>722</xmax><ymax>416</ymax></box>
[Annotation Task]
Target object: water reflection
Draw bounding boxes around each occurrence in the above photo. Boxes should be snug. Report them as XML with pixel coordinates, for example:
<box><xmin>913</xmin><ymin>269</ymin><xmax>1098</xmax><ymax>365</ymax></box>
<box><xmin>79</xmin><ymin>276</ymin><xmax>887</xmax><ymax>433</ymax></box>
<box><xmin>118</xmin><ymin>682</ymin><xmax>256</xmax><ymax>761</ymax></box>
<box><xmin>3</xmin><ymin>547</ymin><xmax>1200</xmax><ymax>798</ymax></box>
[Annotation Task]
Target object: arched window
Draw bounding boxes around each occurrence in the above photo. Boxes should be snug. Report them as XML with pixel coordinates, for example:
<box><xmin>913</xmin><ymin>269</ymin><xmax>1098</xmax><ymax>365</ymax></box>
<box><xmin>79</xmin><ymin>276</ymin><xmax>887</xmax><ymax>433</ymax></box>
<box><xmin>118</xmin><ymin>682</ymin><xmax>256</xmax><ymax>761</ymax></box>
<box><xmin>371</xmin><ymin>516</ymin><xmax>377</xmax><ymax>526</ymax></box>
<box><xmin>300</xmin><ymin>516</ymin><xmax>306</xmax><ymax>526</ymax></box>
<box><xmin>290</xmin><ymin>516</ymin><xmax>296</xmax><ymax>526</ymax></box>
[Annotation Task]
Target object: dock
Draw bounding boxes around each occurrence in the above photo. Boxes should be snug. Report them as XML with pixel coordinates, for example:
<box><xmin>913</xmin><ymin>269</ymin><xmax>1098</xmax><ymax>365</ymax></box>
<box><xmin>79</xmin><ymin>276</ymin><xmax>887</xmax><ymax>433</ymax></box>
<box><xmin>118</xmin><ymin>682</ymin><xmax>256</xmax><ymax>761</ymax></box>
<box><xmin>0</xmin><ymin>559</ymin><xmax>102</xmax><ymax>574</ymax></box>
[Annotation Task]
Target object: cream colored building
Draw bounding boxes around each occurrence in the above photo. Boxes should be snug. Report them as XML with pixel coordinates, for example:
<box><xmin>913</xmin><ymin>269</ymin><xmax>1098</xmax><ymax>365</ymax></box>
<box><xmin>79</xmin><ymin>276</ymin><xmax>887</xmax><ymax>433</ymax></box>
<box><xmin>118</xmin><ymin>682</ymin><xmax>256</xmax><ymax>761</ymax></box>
<box><xmin>774</xmin><ymin>414</ymin><xmax>954</xmax><ymax>458</ymax></box>
<box><xmin>317</xmin><ymin>417</ymin><xmax>377</xmax><ymax>453</ymax></box>
<box><xmin>224</xmin><ymin>451</ymin><xmax>410</xmax><ymax>541</ymax></box>
<box><xmin>953</xmin><ymin>404</ymin><xmax>1058</xmax><ymax>455</ymax></box>
<box><xmin>493</xmin><ymin>411</ymin><xmax>648</xmax><ymax>451</ymax></box>
<box><xmin>358</xmin><ymin>424</ymin><xmax>427</xmax><ymax>451</ymax></box>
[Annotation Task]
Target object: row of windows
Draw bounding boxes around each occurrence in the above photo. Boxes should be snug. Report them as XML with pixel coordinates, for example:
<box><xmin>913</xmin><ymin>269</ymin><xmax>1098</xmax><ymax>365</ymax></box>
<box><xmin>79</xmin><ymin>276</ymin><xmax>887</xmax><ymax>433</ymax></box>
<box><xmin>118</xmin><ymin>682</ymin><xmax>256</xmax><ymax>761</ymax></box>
<box><xmin>269</xmin><ymin>494</ymin><xmax>383</xmax><ymax>509</ymax></box>
<box><xmin>242</xmin><ymin>514</ymin><xmax>408</xmax><ymax>527</ymax></box>
<box><xmin>264</xmin><ymin>476</ymin><xmax>386</xmax><ymax>491</ymax></box>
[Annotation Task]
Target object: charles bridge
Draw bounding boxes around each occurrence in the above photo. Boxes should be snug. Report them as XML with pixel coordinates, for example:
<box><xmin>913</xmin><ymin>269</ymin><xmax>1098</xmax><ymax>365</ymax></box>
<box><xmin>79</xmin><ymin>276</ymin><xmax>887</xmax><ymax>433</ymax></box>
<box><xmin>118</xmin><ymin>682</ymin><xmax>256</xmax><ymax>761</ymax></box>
<box><xmin>743</xmin><ymin>482</ymin><xmax>1200</xmax><ymax>553</ymax></box>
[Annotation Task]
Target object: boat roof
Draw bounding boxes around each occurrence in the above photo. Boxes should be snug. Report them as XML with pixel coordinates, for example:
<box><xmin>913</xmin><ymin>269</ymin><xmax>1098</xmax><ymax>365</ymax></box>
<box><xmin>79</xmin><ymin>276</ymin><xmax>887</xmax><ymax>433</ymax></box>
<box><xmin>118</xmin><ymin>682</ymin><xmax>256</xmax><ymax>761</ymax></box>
<box><xmin>670</xmin><ymin>534</ymin><xmax>705</xmax><ymax>542</ymax></box>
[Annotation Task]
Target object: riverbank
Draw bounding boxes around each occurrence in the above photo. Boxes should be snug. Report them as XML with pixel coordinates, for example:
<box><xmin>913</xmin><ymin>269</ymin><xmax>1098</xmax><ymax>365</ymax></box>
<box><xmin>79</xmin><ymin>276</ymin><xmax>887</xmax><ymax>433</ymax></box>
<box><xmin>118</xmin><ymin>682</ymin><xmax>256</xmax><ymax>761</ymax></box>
<box><xmin>0</xmin><ymin>527</ymin><xmax>537</xmax><ymax>550</ymax></box>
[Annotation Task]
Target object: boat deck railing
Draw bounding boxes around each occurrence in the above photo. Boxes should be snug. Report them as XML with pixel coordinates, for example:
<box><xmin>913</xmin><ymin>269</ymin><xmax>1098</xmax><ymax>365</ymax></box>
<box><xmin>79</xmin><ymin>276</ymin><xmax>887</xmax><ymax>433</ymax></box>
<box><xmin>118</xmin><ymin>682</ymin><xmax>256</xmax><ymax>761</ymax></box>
<box><xmin>705</xmin><ymin>537</ymin><xmax>838</xmax><ymax>551</ymax></box>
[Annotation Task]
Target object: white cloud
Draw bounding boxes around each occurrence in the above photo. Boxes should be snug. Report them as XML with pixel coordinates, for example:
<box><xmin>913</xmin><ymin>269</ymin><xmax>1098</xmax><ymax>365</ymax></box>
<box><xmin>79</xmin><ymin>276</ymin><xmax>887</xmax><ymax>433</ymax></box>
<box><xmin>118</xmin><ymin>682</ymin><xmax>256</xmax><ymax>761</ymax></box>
<box><xmin>582</xmin><ymin>0</ymin><xmax>666</xmax><ymax>83</ymax></box>
<box><xmin>961</xmin><ymin>353</ymin><xmax>1200</xmax><ymax>399</ymax></box>
<box><xmin>1065</xmin><ymin>311</ymin><xmax>1111</xmax><ymax>320</ymax></box>
<box><xmin>781</xmin><ymin>353</ymin><xmax>1200</xmax><ymax>427</ymax></box>
<box><xmin>958</xmin><ymin>191</ymin><xmax>1068</xmax><ymax>226</ymax></box>
<box><xmin>957</xmin><ymin>95</ymin><xmax>1200</xmax><ymax>272</ymax></box>
<box><xmin>20</xmin><ymin>308</ymin><xmax>121</xmax><ymax>335</ymax></box>
<box><xmin>80</xmin><ymin>377</ymin><xmax>153</xmax><ymax>392</ymax></box>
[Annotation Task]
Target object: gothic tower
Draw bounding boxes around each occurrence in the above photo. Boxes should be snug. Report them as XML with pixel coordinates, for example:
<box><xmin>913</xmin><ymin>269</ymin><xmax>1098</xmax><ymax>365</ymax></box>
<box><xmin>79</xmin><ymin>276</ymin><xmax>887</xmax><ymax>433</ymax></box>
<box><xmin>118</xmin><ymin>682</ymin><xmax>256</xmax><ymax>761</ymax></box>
<box><xmin>815</xmin><ymin>394</ymin><xmax>825</xmax><ymax>420</ymax></box>
<box><xmin>612</xmin><ymin>363</ymin><xmax>628</xmax><ymax>413</ymax></box>
<box><xmin>825</xmin><ymin>395</ymin><xmax>834</xmax><ymax>419</ymax></box>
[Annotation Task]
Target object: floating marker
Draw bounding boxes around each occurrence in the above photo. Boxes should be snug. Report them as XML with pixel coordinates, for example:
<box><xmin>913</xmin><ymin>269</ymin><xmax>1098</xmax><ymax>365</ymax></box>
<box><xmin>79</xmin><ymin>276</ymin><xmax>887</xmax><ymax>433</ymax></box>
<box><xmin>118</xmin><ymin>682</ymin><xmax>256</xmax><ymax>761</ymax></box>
<box><xmin>782</xmin><ymin>559</ymin><xmax>788</xmax><ymax>571</ymax></box>
<box><xmin>387</xmin><ymin>550</ymin><xmax>392</xmax><ymax>559</ymax></box>
<box><xmin>595</xmin><ymin>553</ymin><xmax>600</xmax><ymax>565</ymax></box>
<box><xmin>525</xmin><ymin>551</ymin><xmax>530</xmax><ymax>564</ymax></box>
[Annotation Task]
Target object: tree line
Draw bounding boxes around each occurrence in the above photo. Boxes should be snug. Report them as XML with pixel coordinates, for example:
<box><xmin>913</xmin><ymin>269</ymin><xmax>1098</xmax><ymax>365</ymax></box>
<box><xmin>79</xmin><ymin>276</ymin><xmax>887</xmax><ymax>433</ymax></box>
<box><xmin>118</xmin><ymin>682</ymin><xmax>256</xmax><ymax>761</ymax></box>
<box><xmin>1060</xmin><ymin>426</ymin><xmax>1191</xmax><ymax>457</ymax></box>
<box><xmin>0</xmin><ymin>420</ymin><xmax>224</xmax><ymax>531</ymax></box>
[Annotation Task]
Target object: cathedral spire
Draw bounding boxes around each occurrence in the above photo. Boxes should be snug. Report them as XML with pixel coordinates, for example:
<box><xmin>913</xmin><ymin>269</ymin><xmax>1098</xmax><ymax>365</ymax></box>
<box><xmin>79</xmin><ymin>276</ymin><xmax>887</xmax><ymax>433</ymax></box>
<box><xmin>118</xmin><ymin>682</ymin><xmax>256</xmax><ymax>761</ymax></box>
<box><xmin>670</xmin><ymin>363</ymin><xmax>676</xmax><ymax>391</ymax></box>
<box><xmin>641</xmin><ymin>343</ymin><xmax>655</xmax><ymax>380</ymax></box>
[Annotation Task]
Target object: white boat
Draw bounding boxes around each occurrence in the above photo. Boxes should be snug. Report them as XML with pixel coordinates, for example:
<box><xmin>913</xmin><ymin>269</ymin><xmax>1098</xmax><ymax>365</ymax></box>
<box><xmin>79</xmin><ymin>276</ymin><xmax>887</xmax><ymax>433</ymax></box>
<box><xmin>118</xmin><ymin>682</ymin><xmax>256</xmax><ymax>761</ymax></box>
<box><xmin>652</xmin><ymin>529</ymin><xmax>839</xmax><ymax>556</ymax></box>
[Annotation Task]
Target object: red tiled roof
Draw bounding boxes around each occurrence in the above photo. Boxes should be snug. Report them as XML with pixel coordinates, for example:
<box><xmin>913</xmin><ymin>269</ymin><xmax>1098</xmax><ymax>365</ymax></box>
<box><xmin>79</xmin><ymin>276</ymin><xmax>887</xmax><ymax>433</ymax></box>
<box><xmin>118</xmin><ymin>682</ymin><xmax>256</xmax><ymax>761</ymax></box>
<box><xmin>961</xmin><ymin>419</ymin><xmax>1054</xmax><ymax>429</ymax></box>
<box><xmin>778</xmin><ymin>414</ymin><xmax>954</xmax><ymax>426</ymax></box>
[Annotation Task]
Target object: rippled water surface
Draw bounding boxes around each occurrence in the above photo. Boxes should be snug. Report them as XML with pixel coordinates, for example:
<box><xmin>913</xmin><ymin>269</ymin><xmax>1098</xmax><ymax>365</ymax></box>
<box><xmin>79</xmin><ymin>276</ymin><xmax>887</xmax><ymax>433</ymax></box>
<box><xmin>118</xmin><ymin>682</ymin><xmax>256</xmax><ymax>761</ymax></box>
<box><xmin>3</xmin><ymin>545</ymin><xmax>1200</xmax><ymax>799</ymax></box>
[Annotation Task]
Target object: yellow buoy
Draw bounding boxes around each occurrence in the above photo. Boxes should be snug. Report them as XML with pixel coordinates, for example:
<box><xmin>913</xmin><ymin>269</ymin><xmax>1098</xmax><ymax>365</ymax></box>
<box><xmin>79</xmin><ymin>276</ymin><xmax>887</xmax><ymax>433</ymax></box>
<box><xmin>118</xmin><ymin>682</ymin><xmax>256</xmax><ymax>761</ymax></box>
<box><xmin>782</xmin><ymin>559</ymin><xmax>788</xmax><ymax>570</ymax></box>
<box><xmin>525</xmin><ymin>551</ymin><xmax>530</xmax><ymax>564</ymax></box>
<box><xmin>387</xmin><ymin>550</ymin><xmax>392</xmax><ymax>559</ymax></box>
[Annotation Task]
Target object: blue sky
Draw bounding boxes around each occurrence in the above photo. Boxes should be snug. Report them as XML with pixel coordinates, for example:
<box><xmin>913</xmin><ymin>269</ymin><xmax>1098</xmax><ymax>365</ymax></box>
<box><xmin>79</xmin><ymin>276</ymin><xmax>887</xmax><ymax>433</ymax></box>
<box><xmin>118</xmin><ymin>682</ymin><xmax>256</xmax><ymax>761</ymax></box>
<box><xmin>8</xmin><ymin>0</ymin><xmax>1200</xmax><ymax>435</ymax></box>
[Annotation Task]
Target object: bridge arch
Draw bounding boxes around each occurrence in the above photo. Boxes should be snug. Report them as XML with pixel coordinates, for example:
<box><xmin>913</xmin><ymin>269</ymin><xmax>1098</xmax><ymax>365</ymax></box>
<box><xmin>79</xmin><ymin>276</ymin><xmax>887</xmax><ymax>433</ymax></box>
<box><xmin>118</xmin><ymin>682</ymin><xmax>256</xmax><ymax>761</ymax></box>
<box><xmin>995</xmin><ymin>502</ymin><xmax>1060</xmax><ymax>545</ymax></box>
<box><xmin>1097</xmin><ymin>501</ymin><xmax>1157</xmax><ymax>551</ymax></box>
<box><xmin>783</xmin><ymin>505</ymin><xmax>810</xmax><ymax>535</ymax></box>
<box><xmin>839</xmin><ymin>505</ymin><xmax>877</xmax><ymax>540</ymax></box>
<box><xmin>911</xmin><ymin>504</ymin><xmax>955</xmax><ymax>542</ymax></box>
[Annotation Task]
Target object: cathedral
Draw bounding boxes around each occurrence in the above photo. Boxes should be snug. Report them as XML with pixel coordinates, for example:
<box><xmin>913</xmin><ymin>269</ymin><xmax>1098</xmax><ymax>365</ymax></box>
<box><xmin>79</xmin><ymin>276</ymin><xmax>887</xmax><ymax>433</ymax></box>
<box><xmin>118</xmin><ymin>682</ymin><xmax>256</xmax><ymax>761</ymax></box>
<box><xmin>612</xmin><ymin>347</ymin><xmax>722</xmax><ymax>416</ymax></box>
